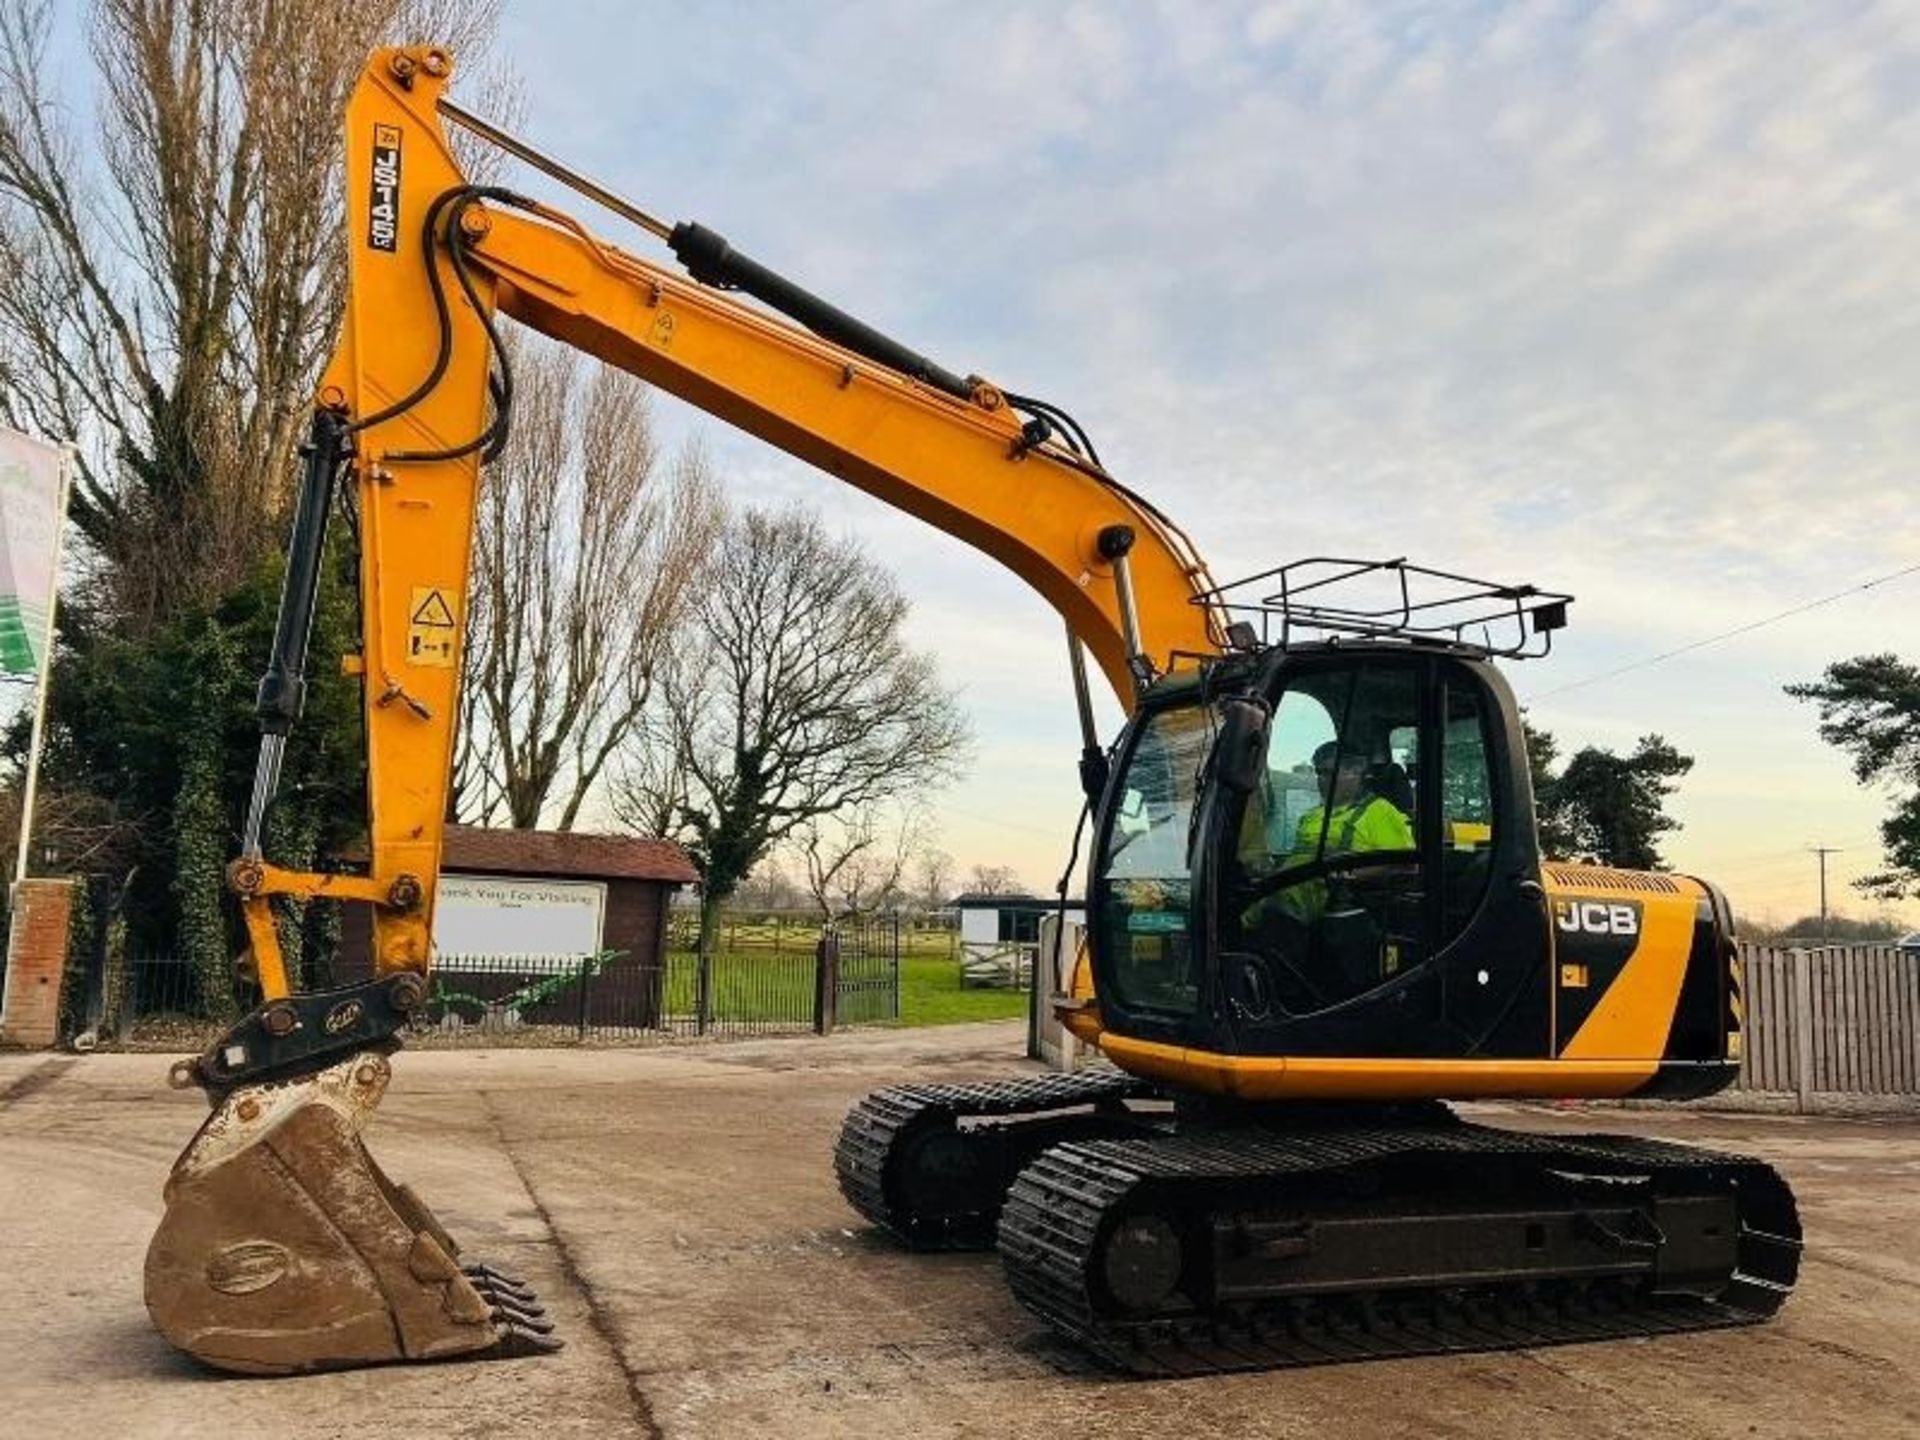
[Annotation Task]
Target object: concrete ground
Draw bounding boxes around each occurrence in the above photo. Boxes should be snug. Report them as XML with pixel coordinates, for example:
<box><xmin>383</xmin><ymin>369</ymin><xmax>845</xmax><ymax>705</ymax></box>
<box><xmin>3</xmin><ymin>1023</ymin><xmax>1917</xmax><ymax>1440</ymax></box>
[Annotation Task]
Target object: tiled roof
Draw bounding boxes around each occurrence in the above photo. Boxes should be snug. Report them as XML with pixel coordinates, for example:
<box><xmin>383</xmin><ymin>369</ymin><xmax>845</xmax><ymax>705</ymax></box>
<box><xmin>440</xmin><ymin>825</ymin><xmax>699</xmax><ymax>884</ymax></box>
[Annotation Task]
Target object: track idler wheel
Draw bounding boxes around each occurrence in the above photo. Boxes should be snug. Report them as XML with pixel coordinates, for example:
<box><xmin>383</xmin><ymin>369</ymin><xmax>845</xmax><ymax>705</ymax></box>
<box><xmin>144</xmin><ymin>1051</ymin><xmax>561</xmax><ymax>1374</ymax></box>
<box><xmin>1102</xmin><ymin>1211</ymin><xmax>1188</xmax><ymax>1314</ymax></box>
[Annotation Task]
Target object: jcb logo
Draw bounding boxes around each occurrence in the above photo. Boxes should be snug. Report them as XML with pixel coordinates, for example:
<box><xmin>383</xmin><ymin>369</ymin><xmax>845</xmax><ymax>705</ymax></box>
<box><xmin>1554</xmin><ymin>900</ymin><xmax>1640</xmax><ymax>937</ymax></box>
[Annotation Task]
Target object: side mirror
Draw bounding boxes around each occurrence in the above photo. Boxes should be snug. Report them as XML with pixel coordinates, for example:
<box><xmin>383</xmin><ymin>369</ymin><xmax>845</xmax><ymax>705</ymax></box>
<box><xmin>1215</xmin><ymin>699</ymin><xmax>1270</xmax><ymax>794</ymax></box>
<box><xmin>1078</xmin><ymin>746</ymin><xmax>1110</xmax><ymax>804</ymax></box>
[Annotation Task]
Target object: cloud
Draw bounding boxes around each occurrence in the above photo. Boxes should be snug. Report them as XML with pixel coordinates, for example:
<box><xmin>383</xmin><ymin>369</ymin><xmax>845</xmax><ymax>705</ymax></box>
<box><xmin>497</xmin><ymin>2</ymin><xmax>1920</xmax><ymax>916</ymax></box>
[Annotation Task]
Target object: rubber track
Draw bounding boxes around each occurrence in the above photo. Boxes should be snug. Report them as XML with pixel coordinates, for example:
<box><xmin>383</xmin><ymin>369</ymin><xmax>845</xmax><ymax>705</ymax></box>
<box><xmin>999</xmin><ymin>1123</ymin><xmax>1801</xmax><ymax>1376</ymax></box>
<box><xmin>835</xmin><ymin>1070</ymin><xmax>1155</xmax><ymax>1249</ymax></box>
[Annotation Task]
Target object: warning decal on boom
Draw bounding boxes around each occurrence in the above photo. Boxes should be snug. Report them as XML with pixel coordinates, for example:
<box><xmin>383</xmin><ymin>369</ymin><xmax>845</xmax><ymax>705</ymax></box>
<box><xmin>407</xmin><ymin>587</ymin><xmax>457</xmax><ymax>667</ymax></box>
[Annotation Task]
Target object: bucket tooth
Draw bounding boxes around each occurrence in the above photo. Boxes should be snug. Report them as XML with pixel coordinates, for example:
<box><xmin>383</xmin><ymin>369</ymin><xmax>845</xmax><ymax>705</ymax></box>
<box><xmin>463</xmin><ymin>1262</ymin><xmax>538</xmax><ymax>1302</ymax></box>
<box><xmin>144</xmin><ymin>1051</ymin><xmax>563</xmax><ymax>1374</ymax></box>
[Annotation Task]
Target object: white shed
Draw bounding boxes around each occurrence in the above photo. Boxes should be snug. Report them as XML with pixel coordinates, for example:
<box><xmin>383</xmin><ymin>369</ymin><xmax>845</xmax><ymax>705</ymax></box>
<box><xmin>951</xmin><ymin>893</ymin><xmax>1086</xmax><ymax>988</ymax></box>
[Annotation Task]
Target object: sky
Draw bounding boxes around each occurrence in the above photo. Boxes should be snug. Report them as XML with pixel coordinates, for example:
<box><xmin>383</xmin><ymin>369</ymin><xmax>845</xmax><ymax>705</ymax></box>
<box><xmin>467</xmin><ymin>0</ymin><xmax>1920</xmax><ymax>926</ymax></box>
<box><xmin>31</xmin><ymin>1</ymin><xmax>1919</xmax><ymax>926</ymax></box>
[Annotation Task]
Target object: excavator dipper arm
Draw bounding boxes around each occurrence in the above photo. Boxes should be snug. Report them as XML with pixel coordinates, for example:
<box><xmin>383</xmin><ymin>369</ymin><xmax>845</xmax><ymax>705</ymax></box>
<box><xmin>146</xmin><ymin>44</ymin><xmax>1219</xmax><ymax>1373</ymax></box>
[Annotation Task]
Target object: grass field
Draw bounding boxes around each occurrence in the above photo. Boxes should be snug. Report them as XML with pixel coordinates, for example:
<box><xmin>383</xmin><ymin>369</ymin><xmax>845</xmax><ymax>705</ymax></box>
<box><xmin>898</xmin><ymin>956</ymin><xmax>1028</xmax><ymax>1025</ymax></box>
<box><xmin>659</xmin><ymin>949</ymin><xmax>1028</xmax><ymax>1027</ymax></box>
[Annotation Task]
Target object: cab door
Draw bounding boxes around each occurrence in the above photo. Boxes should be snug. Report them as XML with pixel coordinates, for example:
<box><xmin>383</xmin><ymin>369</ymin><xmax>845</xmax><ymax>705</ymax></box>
<box><xmin>1426</xmin><ymin>658</ymin><xmax>1555</xmax><ymax>1057</ymax></box>
<box><xmin>1214</xmin><ymin>651</ymin><xmax>1551</xmax><ymax>1059</ymax></box>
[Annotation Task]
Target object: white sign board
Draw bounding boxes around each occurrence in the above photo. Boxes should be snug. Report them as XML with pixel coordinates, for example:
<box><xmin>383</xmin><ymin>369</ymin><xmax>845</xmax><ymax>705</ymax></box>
<box><xmin>433</xmin><ymin>874</ymin><xmax>607</xmax><ymax>968</ymax></box>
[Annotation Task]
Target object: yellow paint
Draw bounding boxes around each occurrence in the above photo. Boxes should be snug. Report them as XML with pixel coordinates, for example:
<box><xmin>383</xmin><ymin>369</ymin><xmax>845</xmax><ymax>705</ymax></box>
<box><xmin>1096</xmin><ymin>1032</ymin><xmax>1656</xmax><ymax>1101</ymax></box>
<box><xmin>303</xmin><ymin>53</ymin><xmax>499</xmax><ymax>975</ymax></box>
<box><xmin>477</xmin><ymin>203</ymin><xmax>1222</xmax><ymax>701</ymax></box>
<box><xmin>1055</xmin><ymin>939</ymin><xmax>1107</xmax><ymax>1044</ymax></box>
<box><xmin>257</xmin><ymin>46</ymin><xmax>1735</xmax><ymax>1106</ymax></box>
<box><xmin>239</xmin><ymin>865</ymin><xmax>398</xmax><ymax>1001</ymax></box>
<box><xmin>239</xmin><ymin>898</ymin><xmax>290</xmax><ymax>1002</ymax></box>
<box><xmin>253</xmin><ymin>863</ymin><xmax>392</xmax><ymax>906</ymax></box>
<box><xmin>1448</xmin><ymin>820</ymin><xmax>1493</xmax><ymax>847</ymax></box>
<box><xmin>1559</xmin><ymin>884</ymin><xmax>1703</xmax><ymax>1060</ymax></box>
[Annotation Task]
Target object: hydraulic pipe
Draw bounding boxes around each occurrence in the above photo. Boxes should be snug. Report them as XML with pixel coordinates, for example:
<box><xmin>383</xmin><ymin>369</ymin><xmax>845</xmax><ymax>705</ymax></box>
<box><xmin>1065</xmin><ymin>626</ymin><xmax>1108</xmax><ymax>802</ymax></box>
<box><xmin>432</xmin><ymin>102</ymin><xmax>975</xmax><ymax>403</ymax></box>
<box><xmin>1097</xmin><ymin>524</ymin><xmax>1154</xmax><ymax>696</ymax></box>
<box><xmin>436</xmin><ymin>97</ymin><xmax>673</xmax><ymax>242</ymax></box>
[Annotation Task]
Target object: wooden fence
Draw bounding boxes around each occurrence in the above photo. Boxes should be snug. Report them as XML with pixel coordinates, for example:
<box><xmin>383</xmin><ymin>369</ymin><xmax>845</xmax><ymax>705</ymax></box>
<box><xmin>1737</xmin><ymin>944</ymin><xmax>1920</xmax><ymax>1104</ymax></box>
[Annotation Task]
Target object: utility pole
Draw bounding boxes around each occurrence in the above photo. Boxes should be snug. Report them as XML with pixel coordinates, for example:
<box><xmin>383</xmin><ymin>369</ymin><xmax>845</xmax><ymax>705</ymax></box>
<box><xmin>1808</xmin><ymin>846</ymin><xmax>1844</xmax><ymax>946</ymax></box>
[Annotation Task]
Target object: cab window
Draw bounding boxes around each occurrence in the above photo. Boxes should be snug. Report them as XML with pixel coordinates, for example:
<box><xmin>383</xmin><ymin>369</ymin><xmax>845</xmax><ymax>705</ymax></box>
<box><xmin>1227</xmin><ymin>663</ymin><xmax>1422</xmax><ymax>1013</ymax></box>
<box><xmin>1439</xmin><ymin>678</ymin><xmax>1497</xmax><ymax>938</ymax></box>
<box><xmin>1097</xmin><ymin>703</ymin><xmax>1212</xmax><ymax>1017</ymax></box>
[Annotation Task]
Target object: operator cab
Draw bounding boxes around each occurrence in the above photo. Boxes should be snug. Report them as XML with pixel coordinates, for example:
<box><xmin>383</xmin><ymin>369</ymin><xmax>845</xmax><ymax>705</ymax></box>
<box><xmin>1088</xmin><ymin>559</ymin><xmax>1571</xmax><ymax>1063</ymax></box>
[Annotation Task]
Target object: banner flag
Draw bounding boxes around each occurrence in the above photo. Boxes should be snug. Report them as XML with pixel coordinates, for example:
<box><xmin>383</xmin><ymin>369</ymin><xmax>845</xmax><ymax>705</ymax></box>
<box><xmin>0</xmin><ymin>428</ymin><xmax>66</xmax><ymax>677</ymax></box>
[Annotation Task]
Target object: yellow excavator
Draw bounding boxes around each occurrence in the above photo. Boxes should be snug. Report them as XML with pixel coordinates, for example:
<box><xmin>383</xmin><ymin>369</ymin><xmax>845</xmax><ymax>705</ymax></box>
<box><xmin>143</xmin><ymin>46</ymin><xmax>1799</xmax><ymax>1376</ymax></box>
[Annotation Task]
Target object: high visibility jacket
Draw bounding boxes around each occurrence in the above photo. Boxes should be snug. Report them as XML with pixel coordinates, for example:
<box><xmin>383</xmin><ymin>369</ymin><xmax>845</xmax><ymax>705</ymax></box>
<box><xmin>1288</xmin><ymin>796</ymin><xmax>1416</xmax><ymax>866</ymax></box>
<box><xmin>1245</xmin><ymin>795</ymin><xmax>1415</xmax><ymax>930</ymax></box>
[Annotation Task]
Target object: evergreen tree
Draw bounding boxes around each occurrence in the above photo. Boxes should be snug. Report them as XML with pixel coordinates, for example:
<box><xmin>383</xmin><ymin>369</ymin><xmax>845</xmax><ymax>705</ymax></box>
<box><xmin>1520</xmin><ymin>717</ymin><xmax>1576</xmax><ymax>858</ymax></box>
<box><xmin>1523</xmin><ymin>720</ymin><xmax>1694</xmax><ymax>869</ymax></box>
<box><xmin>1787</xmin><ymin>654</ymin><xmax>1920</xmax><ymax>899</ymax></box>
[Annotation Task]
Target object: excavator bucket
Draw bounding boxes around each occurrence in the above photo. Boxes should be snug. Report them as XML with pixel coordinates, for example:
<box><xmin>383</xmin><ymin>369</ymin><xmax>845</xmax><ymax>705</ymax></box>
<box><xmin>145</xmin><ymin>1051</ymin><xmax>559</xmax><ymax>1374</ymax></box>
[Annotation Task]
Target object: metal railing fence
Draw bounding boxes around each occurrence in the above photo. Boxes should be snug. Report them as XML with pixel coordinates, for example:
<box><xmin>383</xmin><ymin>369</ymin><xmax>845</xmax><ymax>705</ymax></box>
<box><xmin>64</xmin><ymin>913</ymin><xmax>903</xmax><ymax>1050</ymax></box>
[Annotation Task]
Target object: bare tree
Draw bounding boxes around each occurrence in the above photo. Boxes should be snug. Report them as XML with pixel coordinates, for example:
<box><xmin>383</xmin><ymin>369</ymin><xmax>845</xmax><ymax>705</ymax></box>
<box><xmin>455</xmin><ymin>328</ymin><xmax>722</xmax><ymax>829</ymax></box>
<box><xmin>731</xmin><ymin>858</ymin><xmax>803</xmax><ymax>913</ymax></box>
<box><xmin>615</xmin><ymin>506</ymin><xmax>971</xmax><ymax>954</ymax></box>
<box><xmin>0</xmin><ymin>775</ymin><xmax>141</xmax><ymax>877</ymax></box>
<box><xmin>966</xmin><ymin>863</ymin><xmax>1024</xmax><ymax>897</ymax></box>
<box><xmin>913</xmin><ymin>846</ymin><xmax>955</xmax><ymax>912</ymax></box>
<box><xmin>792</xmin><ymin>803</ymin><xmax>926</xmax><ymax>921</ymax></box>
<box><xmin>606</xmin><ymin>708</ymin><xmax>693</xmax><ymax>839</ymax></box>
<box><xmin>0</xmin><ymin>0</ymin><xmax>499</xmax><ymax>626</ymax></box>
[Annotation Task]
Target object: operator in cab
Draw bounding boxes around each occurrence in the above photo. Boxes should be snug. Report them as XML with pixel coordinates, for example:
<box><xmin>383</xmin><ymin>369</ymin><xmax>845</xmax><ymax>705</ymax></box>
<box><xmin>1241</xmin><ymin>739</ymin><xmax>1416</xmax><ymax>934</ymax></box>
<box><xmin>1293</xmin><ymin>741</ymin><xmax>1414</xmax><ymax>872</ymax></box>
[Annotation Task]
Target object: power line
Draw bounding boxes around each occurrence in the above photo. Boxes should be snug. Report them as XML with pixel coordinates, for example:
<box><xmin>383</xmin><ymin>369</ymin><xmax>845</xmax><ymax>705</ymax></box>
<box><xmin>1704</xmin><ymin>838</ymin><xmax>1878</xmax><ymax>871</ymax></box>
<box><xmin>1707</xmin><ymin>856</ymin><xmax>1832</xmax><ymax>881</ymax></box>
<box><xmin>1708</xmin><ymin>835</ymin><xmax>1881</xmax><ymax>865</ymax></box>
<box><xmin>1704</xmin><ymin>846</ymin><xmax>1883</xmax><ymax>884</ymax></box>
<box><xmin>938</xmin><ymin>801</ymin><xmax>1072</xmax><ymax>840</ymax></box>
<box><xmin>1527</xmin><ymin>561</ymin><xmax>1920</xmax><ymax>702</ymax></box>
